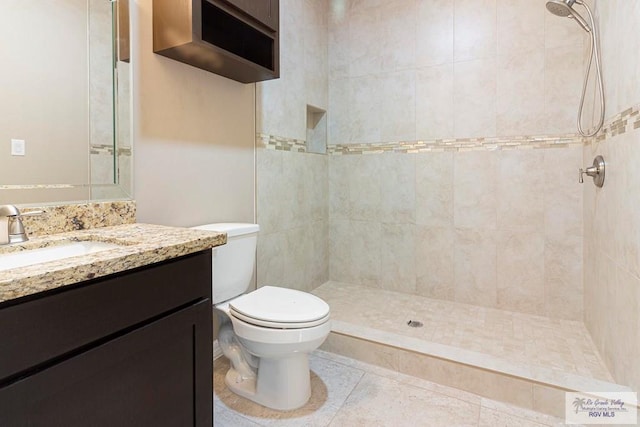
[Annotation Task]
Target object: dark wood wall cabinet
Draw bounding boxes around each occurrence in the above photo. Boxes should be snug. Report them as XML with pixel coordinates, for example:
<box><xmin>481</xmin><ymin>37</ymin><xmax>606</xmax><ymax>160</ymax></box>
<box><xmin>0</xmin><ymin>251</ymin><xmax>213</xmax><ymax>427</ymax></box>
<box><xmin>153</xmin><ymin>0</ymin><xmax>280</xmax><ymax>83</ymax></box>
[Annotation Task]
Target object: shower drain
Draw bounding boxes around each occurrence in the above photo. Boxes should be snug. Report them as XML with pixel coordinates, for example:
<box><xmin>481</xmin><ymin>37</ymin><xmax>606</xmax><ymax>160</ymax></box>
<box><xmin>406</xmin><ymin>320</ymin><xmax>423</xmax><ymax>328</ymax></box>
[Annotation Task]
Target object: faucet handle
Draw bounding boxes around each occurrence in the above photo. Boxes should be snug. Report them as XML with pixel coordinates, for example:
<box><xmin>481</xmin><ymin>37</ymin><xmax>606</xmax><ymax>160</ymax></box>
<box><xmin>18</xmin><ymin>210</ymin><xmax>45</xmax><ymax>218</ymax></box>
<box><xmin>0</xmin><ymin>204</ymin><xmax>21</xmax><ymax>217</ymax></box>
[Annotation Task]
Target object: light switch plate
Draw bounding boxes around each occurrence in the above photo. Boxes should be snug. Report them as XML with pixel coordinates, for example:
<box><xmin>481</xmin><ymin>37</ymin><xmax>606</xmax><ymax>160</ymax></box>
<box><xmin>11</xmin><ymin>139</ymin><xmax>25</xmax><ymax>156</ymax></box>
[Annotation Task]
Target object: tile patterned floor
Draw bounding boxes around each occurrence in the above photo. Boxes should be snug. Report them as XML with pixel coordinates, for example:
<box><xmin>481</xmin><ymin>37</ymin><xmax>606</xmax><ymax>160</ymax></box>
<box><xmin>214</xmin><ymin>350</ymin><xmax>578</xmax><ymax>426</ymax></box>
<box><xmin>311</xmin><ymin>281</ymin><xmax>613</xmax><ymax>382</ymax></box>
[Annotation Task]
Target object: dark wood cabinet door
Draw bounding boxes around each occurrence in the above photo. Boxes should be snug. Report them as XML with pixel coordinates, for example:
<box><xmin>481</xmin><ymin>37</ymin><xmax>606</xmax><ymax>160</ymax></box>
<box><xmin>0</xmin><ymin>300</ymin><xmax>213</xmax><ymax>427</ymax></box>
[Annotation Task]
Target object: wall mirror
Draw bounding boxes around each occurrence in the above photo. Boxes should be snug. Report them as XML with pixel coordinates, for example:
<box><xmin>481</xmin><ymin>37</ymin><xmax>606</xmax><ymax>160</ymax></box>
<box><xmin>0</xmin><ymin>0</ymin><xmax>132</xmax><ymax>205</ymax></box>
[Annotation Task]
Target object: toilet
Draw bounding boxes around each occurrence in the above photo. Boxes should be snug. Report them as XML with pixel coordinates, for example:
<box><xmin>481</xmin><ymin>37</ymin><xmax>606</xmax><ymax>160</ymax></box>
<box><xmin>192</xmin><ymin>223</ymin><xmax>331</xmax><ymax>411</ymax></box>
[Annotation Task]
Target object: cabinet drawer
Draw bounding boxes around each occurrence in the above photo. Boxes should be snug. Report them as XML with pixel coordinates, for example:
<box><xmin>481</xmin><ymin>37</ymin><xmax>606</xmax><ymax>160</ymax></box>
<box><xmin>0</xmin><ymin>250</ymin><xmax>211</xmax><ymax>383</ymax></box>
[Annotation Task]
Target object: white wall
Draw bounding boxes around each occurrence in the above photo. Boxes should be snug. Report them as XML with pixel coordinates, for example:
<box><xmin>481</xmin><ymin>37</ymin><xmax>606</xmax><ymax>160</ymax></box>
<box><xmin>132</xmin><ymin>0</ymin><xmax>255</xmax><ymax>227</ymax></box>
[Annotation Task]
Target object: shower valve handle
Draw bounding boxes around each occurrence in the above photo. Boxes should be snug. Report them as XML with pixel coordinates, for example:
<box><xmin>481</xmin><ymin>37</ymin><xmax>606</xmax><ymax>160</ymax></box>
<box><xmin>578</xmin><ymin>166</ymin><xmax>597</xmax><ymax>183</ymax></box>
<box><xmin>579</xmin><ymin>155</ymin><xmax>605</xmax><ymax>187</ymax></box>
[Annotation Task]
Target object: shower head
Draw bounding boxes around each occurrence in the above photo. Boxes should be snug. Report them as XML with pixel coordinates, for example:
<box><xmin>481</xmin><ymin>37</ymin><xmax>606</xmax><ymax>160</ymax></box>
<box><xmin>546</xmin><ymin>0</ymin><xmax>575</xmax><ymax>17</ymax></box>
<box><xmin>546</xmin><ymin>0</ymin><xmax>592</xmax><ymax>32</ymax></box>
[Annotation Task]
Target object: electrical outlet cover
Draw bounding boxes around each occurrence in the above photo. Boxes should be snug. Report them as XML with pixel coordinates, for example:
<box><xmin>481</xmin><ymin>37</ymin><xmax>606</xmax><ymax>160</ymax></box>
<box><xmin>11</xmin><ymin>139</ymin><xmax>25</xmax><ymax>156</ymax></box>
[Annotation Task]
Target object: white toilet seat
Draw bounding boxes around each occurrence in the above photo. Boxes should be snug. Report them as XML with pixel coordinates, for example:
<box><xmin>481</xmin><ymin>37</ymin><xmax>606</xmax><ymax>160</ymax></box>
<box><xmin>228</xmin><ymin>313</ymin><xmax>332</xmax><ymax>346</ymax></box>
<box><xmin>228</xmin><ymin>286</ymin><xmax>330</xmax><ymax>329</ymax></box>
<box><xmin>230</xmin><ymin>309</ymin><xmax>330</xmax><ymax>329</ymax></box>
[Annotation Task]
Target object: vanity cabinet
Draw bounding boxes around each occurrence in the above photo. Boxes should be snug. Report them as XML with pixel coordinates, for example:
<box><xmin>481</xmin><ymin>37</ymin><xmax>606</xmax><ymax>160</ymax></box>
<box><xmin>153</xmin><ymin>0</ymin><xmax>279</xmax><ymax>83</ymax></box>
<box><xmin>0</xmin><ymin>250</ymin><xmax>213</xmax><ymax>427</ymax></box>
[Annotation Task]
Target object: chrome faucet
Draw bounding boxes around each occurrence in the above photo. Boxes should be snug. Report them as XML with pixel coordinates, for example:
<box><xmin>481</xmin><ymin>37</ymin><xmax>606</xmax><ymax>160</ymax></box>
<box><xmin>0</xmin><ymin>205</ymin><xmax>43</xmax><ymax>245</ymax></box>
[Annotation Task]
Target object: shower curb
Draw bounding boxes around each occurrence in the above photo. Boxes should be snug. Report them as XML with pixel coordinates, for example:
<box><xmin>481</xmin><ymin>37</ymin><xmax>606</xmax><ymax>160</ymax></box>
<box><xmin>321</xmin><ymin>320</ymin><xmax>635</xmax><ymax>418</ymax></box>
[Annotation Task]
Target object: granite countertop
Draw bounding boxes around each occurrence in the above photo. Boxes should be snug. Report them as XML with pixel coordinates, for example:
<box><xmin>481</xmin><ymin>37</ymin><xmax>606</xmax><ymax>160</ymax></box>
<box><xmin>0</xmin><ymin>223</ymin><xmax>226</xmax><ymax>304</ymax></box>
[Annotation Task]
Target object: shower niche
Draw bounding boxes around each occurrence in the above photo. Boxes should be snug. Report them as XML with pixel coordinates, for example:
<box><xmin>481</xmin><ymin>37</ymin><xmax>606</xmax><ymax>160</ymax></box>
<box><xmin>306</xmin><ymin>105</ymin><xmax>327</xmax><ymax>154</ymax></box>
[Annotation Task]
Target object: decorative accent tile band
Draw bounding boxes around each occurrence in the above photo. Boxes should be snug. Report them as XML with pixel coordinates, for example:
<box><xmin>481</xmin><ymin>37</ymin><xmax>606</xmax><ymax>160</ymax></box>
<box><xmin>258</xmin><ymin>102</ymin><xmax>640</xmax><ymax>155</ymax></box>
<box><xmin>595</xmin><ymin>103</ymin><xmax>640</xmax><ymax>142</ymax></box>
<box><xmin>256</xmin><ymin>133</ymin><xmax>307</xmax><ymax>152</ymax></box>
<box><xmin>90</xmin><ymin>144</ymin><xmax>132</xmax><ymax>156</ymax></box>
<box><xmin>328</xmin><ymin>134</ymin><xmax>587</xmax><ymax>155</ymax></box>
<box><xmin>0</xmin><ymin>184</ymin><xmax>76</xmax><ymax>190</ymax></box>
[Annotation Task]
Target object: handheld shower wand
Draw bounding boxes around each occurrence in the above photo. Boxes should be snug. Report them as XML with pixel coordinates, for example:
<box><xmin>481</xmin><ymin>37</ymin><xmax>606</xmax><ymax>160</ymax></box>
<box><xmin>546</xmin><ymin>0</ymin><xmax>605</xmax><ymax>137</ymax></box>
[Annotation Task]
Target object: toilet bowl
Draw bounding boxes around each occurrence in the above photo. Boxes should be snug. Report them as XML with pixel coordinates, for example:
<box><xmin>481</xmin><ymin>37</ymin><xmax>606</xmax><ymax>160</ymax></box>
<box><xmin>217</xmin><ymin>286</ymin><xmax>331</xmax><ymax>410</ymax></box>
<box><xmin>192</xmin><ymin>223</ymin><xmax>331</xmax><ymax>411</ymax></box>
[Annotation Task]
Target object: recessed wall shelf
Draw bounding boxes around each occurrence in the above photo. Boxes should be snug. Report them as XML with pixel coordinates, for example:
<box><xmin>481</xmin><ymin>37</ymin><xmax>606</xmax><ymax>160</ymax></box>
<box><xmin>307</xmin><ymin>105</ymin><xmax>327</xmax><ymax>154</ymax></box>
<box><xmin>153</xmin><ymin>0</ymin><xmax>279</xmax><ymax>84</ymax></box>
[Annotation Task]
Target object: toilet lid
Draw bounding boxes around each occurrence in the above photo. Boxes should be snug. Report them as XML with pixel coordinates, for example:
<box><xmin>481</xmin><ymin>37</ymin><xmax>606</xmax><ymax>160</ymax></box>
<box><xmin>229</xmin><ymin>286</ymin><xmax>330</xmax><ymax>329</ymax></box>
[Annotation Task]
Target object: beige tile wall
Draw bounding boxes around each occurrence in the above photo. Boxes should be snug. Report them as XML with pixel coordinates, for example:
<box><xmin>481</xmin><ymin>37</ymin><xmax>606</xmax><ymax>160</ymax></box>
<box><xmin>256</xmin><ymin>0</ymin><xmax>330</xmax><ymax>292</ymax></box>
<box><xmin>257</xmin><ymin>1</ymin><xmax>588</xmax><ymax>317</ymax></box>
<box><xmin>582</xmin><ymin>0</ymin><xmax>640</xmax><ymax>393</ymax></box>
<box><xmin>323</xmin><ymin>0</ymin><xmax>585</xmax><ymax>319</ymax></box>
<box><xmin>594</xmin><ymin>1</ymin><xmax>640</xmax><ymax>119</ymax></box>
<box><xmin>583</xmin><ymin>129</ymin><xmax>640</xmax><ymax>390</ymax></box>
<box><xmin>256</xmin><ymin>147</ymin><xmax>329</xmax><ymax>292</ymax></box>
<box><xmin>255</xmin><ymin>0</ymin><xmax>640</xmax><ymax>397</ymax></box>
<box><xmin>328</xmin><ymin>0</ymin><xmax>584</xmax><ymax>143</ymax></box>
<box><xmin>329</xmin><ymin>146</ymin><xmax>584</xmax><ymax>320</ymax></box>
<box><xmin>323</xmin><ymin>0</ymin><xmax>587</xmax><ymax>319</ymax></box>
<box><xmin>257</xmin><ymin>0</ymin><xmax>328</xmax><ymax>141</ymax></box>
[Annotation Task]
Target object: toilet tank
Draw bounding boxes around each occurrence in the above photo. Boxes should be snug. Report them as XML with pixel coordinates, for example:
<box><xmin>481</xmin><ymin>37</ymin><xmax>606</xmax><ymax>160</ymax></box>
<box><xmin>191</xmin><ymin>223</ymin><xmax>259</xmax><ymax>304</ymax></box>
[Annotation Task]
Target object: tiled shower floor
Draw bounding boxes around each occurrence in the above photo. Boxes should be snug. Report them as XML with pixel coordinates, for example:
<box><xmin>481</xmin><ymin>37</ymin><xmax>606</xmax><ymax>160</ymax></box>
<box><xmin>312</xmin><ymin>281</ymin><xmax>614</xmax><ymax>384</ymax></box>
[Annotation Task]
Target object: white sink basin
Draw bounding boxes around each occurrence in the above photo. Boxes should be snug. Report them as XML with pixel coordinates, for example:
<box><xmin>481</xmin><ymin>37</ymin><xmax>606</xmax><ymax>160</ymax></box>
<box><xmin>0</xmin><ymin>241</ymin><xmax>121</xmax><ymax>272</ymax></box>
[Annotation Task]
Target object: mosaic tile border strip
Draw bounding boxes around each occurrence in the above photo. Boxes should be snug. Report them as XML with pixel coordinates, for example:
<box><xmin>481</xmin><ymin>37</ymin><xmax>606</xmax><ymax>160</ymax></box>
<box><xmin>90</xmin><ymin>144</ymin><xmax>132</xmax><ymax>156</ymax></box>
<box><xmin>0</xmin><ymin>184</ymin><xmax>76</xmax><ymax>190</ymax></box>
<box><xmin>257</xmin><ymin>133</ymin><xmax>588</xmax><ymax>154</ymax></box>
<box><xmin>256</xmin><ymin>133</ymin><xmax>307</xmax><ymax>152</ymax></box>
<box><xmin>258</xmin><ymin>102</ymin><xmax>640</xmax><ymax>155</ymax></box>
<box><xmin>328</xmin><ymin>134</ymin><xmax>587</xmax><ymax>155</ymax></box>
<box><xmin>595</xmin><ymin>103</ymin><xmax>640</xmax><ymax>142</ymax></box>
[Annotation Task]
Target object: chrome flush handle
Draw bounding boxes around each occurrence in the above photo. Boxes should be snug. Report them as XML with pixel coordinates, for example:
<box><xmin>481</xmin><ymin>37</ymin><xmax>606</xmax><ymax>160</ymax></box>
<box><xmin>579</xmin><ymin>155</ymin><xmax>605</xmax><ymax>187</ymax></box>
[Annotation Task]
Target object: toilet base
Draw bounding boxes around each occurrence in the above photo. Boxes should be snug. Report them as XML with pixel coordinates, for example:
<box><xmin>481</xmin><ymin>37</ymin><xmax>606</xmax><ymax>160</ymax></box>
<box><xmin>224</xmin><ymin>352</ymin><xmax>312</xmax><ymax>411</ymax></box>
